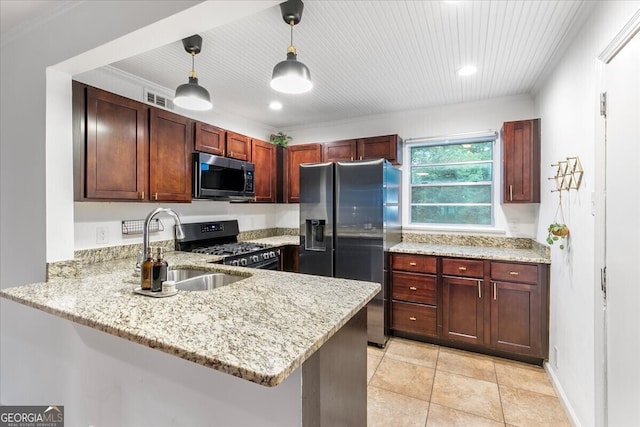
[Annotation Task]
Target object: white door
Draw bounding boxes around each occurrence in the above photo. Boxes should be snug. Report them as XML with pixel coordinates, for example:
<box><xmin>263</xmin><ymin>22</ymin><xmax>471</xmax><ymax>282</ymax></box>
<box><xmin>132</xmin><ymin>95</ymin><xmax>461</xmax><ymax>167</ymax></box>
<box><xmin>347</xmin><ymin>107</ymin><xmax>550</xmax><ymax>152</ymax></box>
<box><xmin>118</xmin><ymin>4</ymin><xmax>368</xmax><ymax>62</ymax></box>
<box><xmin>602</xmin><ymin>31</ymin><xmax>640</xmax><ymax>426</ymax></box>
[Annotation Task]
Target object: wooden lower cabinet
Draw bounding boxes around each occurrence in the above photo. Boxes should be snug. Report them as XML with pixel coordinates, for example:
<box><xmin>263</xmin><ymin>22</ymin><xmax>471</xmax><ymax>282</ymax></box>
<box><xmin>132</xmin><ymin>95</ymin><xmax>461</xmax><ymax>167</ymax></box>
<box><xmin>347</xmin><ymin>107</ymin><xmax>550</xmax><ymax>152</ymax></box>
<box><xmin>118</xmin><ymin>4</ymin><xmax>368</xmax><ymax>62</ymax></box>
<box><xmin>390</xmin><ymin>254</ymin><xmax>438</xmax><ymax>338</ymax></box>
<box><xmin>442</xmin><ymin>276</ymin><xmax>485</xmax><ymax>346</ymax></box>
<box><xmin>490</xmin><ymin>261</ymin><xmax>544</xmax><ymax>357</ymax></box>
<box><xmin>390</xmin><ymin>253</ymin><xmax>549</xmax><ymax>362</ymax></box>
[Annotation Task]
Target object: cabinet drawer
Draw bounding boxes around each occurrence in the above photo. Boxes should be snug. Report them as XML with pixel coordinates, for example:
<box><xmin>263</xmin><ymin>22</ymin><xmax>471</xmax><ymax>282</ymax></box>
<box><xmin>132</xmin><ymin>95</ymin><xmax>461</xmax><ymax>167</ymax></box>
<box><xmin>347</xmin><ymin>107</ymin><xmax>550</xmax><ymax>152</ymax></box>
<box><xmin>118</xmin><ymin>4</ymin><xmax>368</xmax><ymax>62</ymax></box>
<box><xmin>391</xmin><ymin>254</ymin><xmax>437</xmax><ymax>274</ymax></box>
<box><xmin>442</xmin><ymin>258</ymin><xmax>484</xmax><ymax>278</ymax></box>
<box><xmin>391</xmin><ymin>301</ymin><xmax>437</xmax><ymax>336</ymax></box>
<box><xmin>491</xmin><ymin>262</ymin><xmax>538</xmax><ymax>283</ymax></box>
<box><xmin>392</xmin><ymin>272</ymin><xmax>436</xmax><ymax>305</ymax></box>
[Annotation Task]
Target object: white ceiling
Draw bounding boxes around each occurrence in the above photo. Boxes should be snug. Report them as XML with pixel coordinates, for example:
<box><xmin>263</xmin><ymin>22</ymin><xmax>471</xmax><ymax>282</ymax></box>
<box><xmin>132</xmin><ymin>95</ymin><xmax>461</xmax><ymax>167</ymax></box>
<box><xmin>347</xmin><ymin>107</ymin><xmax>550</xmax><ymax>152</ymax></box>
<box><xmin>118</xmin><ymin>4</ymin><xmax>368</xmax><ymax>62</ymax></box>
<box><xmin>3</xmin><ymin>1</ymin><xmax>594</xmax><ymax>130</ymax></box>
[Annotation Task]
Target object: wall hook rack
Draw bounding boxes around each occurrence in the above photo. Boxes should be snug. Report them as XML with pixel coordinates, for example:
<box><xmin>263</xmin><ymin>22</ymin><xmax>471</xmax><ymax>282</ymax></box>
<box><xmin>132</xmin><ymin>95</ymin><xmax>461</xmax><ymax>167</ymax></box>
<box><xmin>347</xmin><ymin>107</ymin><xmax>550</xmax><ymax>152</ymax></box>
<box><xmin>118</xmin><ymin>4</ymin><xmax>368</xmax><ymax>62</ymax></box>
<box><xmin>548</xmin><ymin>156</ymin><xmax>583</xmax><ymax>192</ymax></box>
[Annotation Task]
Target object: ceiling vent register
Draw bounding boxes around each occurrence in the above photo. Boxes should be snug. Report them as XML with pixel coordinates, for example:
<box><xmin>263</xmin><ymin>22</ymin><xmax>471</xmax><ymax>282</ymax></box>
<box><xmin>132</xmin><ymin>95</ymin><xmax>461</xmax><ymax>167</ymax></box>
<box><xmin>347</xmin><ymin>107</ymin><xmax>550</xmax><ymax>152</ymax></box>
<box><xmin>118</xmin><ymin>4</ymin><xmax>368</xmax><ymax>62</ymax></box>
<box><xmin>144</xmin><ymin>89</ymin><xmax>174</xmax><ymax>110</ymax></box>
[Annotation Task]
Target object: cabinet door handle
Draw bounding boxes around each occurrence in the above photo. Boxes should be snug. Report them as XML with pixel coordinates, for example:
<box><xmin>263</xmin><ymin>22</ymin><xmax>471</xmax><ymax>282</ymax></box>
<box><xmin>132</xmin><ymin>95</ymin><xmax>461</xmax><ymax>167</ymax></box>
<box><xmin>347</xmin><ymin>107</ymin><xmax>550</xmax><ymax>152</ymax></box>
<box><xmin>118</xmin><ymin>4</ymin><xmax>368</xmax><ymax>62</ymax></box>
<box><xmin>409</xmin><ymin>316</ymin><xmax>417</xmax><ymax>321</ymax></box>
<box><xmin>153</xmin><ymin>193</ymin><xmax>158</xmax><ymax>200</ymax></box>
<box><xmin>509</xmin><ymin>185</ymin><xmax>513</xmax><ymax>201</ymax></box>
<box><xmin>409</xmin><ymin>286</ymin><xmax>417</xmax><ymax>291</ymax></box>
<box><xmin>139</xmin><ymin>191</ymin><xmax>145</xmax><ymax>200</ymax></box>
<box><xmin>409</xmin><ymin>262</ymin><xmax>417</xmax><ymax>266</ymax></box>
<box><xmin>477</xmin><ymin>280</ymin><xmax>482</xmax><ymax>298</ymax></box>
<box><xmin>493</xmin><ymin>282</ymin><xmax>497</xmax><ymax>300</ymax></box>
<box><xmin>350</xmin><ymin>157</ymin><xmax>354</xmax><ymax>161</ymax></box>
<box><xmin>459</xmin><ymin>266</ymin><xmax>467</xmax><ymax>271</ymax></box>
<box><xmin>509</xmin><ymin>271</ymin><xmax>519</xmax><ymax>276</ymax></box>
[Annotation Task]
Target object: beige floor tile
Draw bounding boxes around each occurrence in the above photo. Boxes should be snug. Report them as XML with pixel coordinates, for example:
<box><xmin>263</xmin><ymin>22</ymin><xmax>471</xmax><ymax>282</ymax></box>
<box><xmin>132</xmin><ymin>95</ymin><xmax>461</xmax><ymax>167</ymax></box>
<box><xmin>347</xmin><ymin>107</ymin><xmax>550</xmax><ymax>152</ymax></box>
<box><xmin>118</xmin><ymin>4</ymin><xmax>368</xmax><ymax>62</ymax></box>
<box><xmin>436</xmin><ymin>347</ymin><xmax>497</xmax><ymax>382</ymax></box>
<box><xmin>431</xmin><ymin>370</ymin><xmax>504</xmax><ymax>422</ymax></box>
<box><xmin>426</xmin><ymin>403</ymin><xmax>505</xmax><ymax>427</ymax></box>
<box><xmin>368</xmin><ymin>344</ymin><xmax>387</xmax><ymax>357</ymax></box>
<box><xmin>385</xmin><ymin>337</ymin><xmax>439</xmax><ymax>368</ymax></box>
<box><xmin>500</xmin><ymin>385</ymin><xmax>570</xmax><ymax>427</ymax></box>
<box><xmin>368</xmin><ymin>353</ymin><xmax>382</xmax><ymax>383</ymax></box>
<box><xmin>370</xmin><ymin>356</ymin><xmax>435</xmax><ymax>401</ymax></box>
<box><xmin>495</xmin><ymin>361</ymin><xmax>556</xmax><ymax>397</ymax></box>
<box><xmin>367</xmin><ymin>385</ymin><xmax>430</xmax><ymax>427</ymax></box>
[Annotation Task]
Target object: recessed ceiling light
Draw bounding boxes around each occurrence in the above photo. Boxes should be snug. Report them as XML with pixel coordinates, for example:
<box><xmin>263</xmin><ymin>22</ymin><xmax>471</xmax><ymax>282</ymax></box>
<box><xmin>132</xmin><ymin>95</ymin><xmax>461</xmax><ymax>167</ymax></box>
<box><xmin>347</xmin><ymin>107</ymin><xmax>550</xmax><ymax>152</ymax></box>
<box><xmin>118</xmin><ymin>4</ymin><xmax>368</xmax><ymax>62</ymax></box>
<box><xmin>457</xmin><ymin>65</ymin><xmax>477</xmax><ymax>76</ymax></box>
<box><xmin>269</xmin><ymin>101</ymin><xmax>283</xmax><ymax>110</ymax></box>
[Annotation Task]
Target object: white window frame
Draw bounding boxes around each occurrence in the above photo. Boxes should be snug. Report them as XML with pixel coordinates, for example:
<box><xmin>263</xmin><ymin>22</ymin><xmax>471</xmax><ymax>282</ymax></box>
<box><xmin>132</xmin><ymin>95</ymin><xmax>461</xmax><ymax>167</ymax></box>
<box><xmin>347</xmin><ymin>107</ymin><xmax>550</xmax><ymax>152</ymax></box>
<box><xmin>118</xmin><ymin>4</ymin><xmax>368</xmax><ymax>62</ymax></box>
<box><xmin>401</xmin><ymin>131</ymin><xmax>498</xmax><ymax>231</ymax></box>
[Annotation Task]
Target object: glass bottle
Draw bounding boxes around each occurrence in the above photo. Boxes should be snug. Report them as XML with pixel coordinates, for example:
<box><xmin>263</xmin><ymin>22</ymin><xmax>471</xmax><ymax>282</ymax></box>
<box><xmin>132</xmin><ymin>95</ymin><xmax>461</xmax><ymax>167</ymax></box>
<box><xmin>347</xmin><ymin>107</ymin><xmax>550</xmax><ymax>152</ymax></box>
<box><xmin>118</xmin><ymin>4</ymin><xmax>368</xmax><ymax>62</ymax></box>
<box><xmin>151</xmin><ymin>247</ymin><xmax>168</xmax><ymax>292</ymax></box>
<box><xmin>140</xmin><ymin>247</ymin><xmax>154</xmax><ymax>290</ymax></box>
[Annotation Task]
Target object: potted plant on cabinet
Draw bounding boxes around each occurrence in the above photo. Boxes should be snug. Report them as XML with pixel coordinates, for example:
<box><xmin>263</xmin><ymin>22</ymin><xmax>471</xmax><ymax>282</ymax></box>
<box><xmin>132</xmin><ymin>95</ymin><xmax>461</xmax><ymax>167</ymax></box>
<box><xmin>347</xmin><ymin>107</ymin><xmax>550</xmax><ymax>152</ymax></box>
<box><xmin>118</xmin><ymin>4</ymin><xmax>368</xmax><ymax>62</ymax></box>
<box><xmin>547</xmin><ymin>223</ymin><xmax>570</xmax><ymax>250</ymax></box>
<box><xmin>270</xmin><ymin>132</ymin><xmax>292</xmax><ymax>147</ymax></box>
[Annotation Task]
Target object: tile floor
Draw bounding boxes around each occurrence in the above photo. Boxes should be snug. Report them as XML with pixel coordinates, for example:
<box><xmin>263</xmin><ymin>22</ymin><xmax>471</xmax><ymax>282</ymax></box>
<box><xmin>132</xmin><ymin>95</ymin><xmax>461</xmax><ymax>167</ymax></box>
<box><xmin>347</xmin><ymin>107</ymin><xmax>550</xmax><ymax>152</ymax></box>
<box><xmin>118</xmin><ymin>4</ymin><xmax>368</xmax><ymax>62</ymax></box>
<box><xmin>367</xmin><ymin>337</ymin><xmax>571</xmax><ymax>427</ymax></box>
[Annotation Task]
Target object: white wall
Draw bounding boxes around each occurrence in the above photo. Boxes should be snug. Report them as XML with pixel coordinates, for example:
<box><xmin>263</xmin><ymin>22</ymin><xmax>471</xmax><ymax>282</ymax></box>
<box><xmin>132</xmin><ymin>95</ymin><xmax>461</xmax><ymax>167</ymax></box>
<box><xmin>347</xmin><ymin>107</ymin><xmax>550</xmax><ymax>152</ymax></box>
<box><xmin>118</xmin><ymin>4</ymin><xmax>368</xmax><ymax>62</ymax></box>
<box><xmin>0</xmin><ymin>1</ymin><xmax>281</xmax><ymax>282</ymax></box>
<box><xmin>534</xmin><ymin>2</ymin><xmax>640</xmax><ymax>426</ymax></box>
<box><xmin>284</xmin><ymin>94</ymin><xmax>539</xmax><ymax>237</ymax></box>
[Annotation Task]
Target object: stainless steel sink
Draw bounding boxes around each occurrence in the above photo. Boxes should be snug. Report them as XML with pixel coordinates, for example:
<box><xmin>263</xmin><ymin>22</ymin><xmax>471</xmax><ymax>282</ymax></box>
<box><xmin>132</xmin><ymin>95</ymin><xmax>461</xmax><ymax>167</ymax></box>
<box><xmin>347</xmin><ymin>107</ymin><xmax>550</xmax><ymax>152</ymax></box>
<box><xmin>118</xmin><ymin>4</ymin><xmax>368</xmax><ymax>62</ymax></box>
<box><xmin>167</xmin><ymin>269</ymin><xmax>245</xmax><ymax>291</ymax></box>
<box><xmin>167</xmin><ymin>269</ymin><xmax>210</xmax><ymax>282</ymax></box>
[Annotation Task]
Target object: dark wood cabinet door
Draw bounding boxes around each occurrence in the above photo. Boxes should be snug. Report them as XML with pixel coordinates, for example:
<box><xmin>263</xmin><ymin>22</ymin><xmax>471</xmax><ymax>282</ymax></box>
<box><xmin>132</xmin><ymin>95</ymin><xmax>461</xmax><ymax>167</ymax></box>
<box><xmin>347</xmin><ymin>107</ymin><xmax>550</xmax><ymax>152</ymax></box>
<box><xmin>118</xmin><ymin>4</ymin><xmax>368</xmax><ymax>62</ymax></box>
<box><xmin>502</xmin><ymin>119</ymin><xmax>540</xmax><ymax>203</ymax></box>
<box><xmin>323</xmin><ymin>139</ymin><xmax>357</xmax><ymax>162</ymax></box>
<box><xmin>250</xmin><ymin>138</ymin><xmax>276</xmax><ymax>203</ymax></box>
<box><xmin>490</xmin><ymin>280</ymin><xmax>541</xmax><ymax>357</ymax></box>
<box><xmin>85</xmin><ymin>86</ymin><xmax>147</xmax><ymax>200</ymax></box>
<box><xmin>194</xmin><ymin>122</ymin><xmax>225</xmax><ymax>156</ymax></box>
<box><xmin>442</xmin><ymin>276</ymin><xmax>484</xmax><ymax>345</ymax></box>
<box><xmin>356</xmin><ymin>135</ymin><xmax>402</xmax><ymax>164</ymax></box>
<box><xmin>226</xmin><ymin>131</ymin><xmax>250</xmax><ymax>161</ymax></box>
<box><xmin>281</xmin><ymin>245</ymin><xmax>300</xmax><ymax>273</ymax></box>
<box><xmin>149</xmin><ymin>107</ymin><xmax>192</xmax><ymax>202</ymax></box>
<box><xmin>286</xmin><ymin>143</ymin><xmax>323</xmax><ymax>203</ymax></box>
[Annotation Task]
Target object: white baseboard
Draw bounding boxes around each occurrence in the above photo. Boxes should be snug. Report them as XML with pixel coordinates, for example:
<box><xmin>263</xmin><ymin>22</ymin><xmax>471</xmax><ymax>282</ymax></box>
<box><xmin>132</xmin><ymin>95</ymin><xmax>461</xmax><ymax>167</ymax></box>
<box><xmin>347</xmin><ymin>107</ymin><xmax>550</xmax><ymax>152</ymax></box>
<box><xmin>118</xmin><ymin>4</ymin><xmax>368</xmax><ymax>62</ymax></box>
<box><xmin>544</xmin><ymin>362</ymin><xmax>581</xmax><ymax>427</ymax></box>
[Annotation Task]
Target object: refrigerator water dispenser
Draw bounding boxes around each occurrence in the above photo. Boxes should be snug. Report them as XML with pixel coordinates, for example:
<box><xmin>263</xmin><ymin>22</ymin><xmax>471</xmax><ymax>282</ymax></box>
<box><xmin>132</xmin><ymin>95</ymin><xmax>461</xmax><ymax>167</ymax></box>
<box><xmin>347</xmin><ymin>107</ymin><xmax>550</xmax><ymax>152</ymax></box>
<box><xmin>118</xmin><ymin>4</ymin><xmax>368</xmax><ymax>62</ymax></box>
<box><xmin>305</xmin><ymin>219</ymin><xmax>326</xmax><ymax>251</ymax></box>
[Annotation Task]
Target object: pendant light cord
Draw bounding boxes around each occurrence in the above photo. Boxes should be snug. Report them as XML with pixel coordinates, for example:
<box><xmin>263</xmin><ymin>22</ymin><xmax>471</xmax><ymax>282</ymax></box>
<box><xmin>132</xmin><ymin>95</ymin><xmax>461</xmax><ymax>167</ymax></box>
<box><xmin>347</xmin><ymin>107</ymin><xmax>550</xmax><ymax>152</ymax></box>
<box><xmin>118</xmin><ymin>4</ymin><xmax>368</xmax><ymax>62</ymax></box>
<box><xmin>190</xmin><ymin>52</ymin><xmax>196</xmax><ymax>78</ymax></box>
<box><xmin>288</xmin><ymin>20</ymin><xmax>296</xmax><ymax>54</ymax></box>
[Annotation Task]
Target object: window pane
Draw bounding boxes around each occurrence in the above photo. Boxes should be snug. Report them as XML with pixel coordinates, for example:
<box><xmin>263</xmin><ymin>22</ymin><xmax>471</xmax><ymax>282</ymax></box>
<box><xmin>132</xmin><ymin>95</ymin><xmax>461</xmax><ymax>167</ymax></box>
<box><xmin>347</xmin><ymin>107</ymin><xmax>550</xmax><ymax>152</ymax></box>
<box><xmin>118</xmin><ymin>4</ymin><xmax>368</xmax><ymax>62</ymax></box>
<box><xmin>411</xmin><ymin>205</ymin><xmax>492</xmax><ymax>225</ymax></box>
<box><xmin>408</xmin><ymin>138</ymin><xmax>494</xmax><ymax>227</ymax></box>
<box><xmin>412</xmin><ymin>163</ymin><xmax>492</xmax><ymax>184</ymax></box>
<box><xmin>412</xmin><ymin>185</ymin><xmax>492</xmax><ymax>203</ymax></box>
<box><xmin>411</xmin><ymin>141</ymin><xmax>492</xmax><ymax>165</ymax></box>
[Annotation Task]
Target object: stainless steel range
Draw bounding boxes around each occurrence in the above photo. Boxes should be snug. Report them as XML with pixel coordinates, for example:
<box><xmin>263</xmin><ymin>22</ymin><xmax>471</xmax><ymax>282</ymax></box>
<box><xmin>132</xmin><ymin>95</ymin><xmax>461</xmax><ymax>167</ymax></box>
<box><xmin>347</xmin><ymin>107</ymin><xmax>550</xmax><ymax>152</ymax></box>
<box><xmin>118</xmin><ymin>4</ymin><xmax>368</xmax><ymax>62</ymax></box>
<box><xmin>175</xmin><ymin>220</ymin><xmax>279</xmax><ymax>269</ymax></box>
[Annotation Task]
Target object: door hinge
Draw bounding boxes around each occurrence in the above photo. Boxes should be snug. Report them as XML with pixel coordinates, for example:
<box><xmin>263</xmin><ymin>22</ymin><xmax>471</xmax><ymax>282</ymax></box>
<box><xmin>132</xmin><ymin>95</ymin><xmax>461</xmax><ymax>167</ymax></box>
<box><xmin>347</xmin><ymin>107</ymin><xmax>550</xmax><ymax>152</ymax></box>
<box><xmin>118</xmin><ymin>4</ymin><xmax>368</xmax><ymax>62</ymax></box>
<box><xmin>601</xmin><ymin>266</ymin><xmax>607</xmax><ymax>299</ymax></box>
<box><xmin>600</xmin><ymin>92</ymin><xmax>607</xmax><ymax>117</ymax></box>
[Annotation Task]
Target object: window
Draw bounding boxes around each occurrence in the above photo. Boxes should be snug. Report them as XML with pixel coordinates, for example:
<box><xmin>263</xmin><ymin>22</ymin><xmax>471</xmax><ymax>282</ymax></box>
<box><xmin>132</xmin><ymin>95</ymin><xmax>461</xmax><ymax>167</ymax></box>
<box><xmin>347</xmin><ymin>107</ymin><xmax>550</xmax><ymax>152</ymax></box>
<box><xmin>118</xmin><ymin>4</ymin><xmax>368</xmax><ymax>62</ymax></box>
<box><xmin>409</xmin><ymin>136</ymin><xmax>495</xmax><ymax>226</ymax></box>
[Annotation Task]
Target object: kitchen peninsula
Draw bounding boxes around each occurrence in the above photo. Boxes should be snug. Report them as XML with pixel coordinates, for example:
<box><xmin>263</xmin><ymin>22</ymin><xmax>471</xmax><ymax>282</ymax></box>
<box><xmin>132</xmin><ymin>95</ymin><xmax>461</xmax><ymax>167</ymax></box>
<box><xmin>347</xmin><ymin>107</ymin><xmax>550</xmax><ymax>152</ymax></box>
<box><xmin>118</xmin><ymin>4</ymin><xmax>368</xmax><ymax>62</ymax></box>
<box><xmin>0</xmin><ymin>252</ymin><xmax>378</xmax><ymax>426</ymax></box>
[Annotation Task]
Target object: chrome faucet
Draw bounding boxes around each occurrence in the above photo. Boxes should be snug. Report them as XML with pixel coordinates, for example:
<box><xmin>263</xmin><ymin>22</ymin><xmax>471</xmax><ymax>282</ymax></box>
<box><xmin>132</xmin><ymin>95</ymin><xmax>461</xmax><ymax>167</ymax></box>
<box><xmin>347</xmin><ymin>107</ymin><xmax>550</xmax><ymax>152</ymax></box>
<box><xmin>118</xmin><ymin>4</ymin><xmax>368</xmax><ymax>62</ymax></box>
<box><xmin>136</xmin><ymin>207</ymin><xmax>186</xmax><ymax>272</ymax></box>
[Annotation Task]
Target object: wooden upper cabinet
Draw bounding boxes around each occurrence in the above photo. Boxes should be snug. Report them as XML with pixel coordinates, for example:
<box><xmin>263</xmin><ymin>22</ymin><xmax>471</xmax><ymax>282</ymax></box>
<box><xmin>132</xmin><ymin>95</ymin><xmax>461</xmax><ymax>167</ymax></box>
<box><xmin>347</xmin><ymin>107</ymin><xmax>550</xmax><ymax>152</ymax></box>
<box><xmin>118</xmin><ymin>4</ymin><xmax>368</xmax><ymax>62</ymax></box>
<box><xmin>286</xmin><ymin>143</ymin><xmax>323</xmax><ymax>203</ymax></box>
<box><xmin>226</xmin><ymin>131</ymin><xmax>250</xmax><ymax>161</ymax></box>
<box><xmin>84</xmin><ymin>86</ymin><xmax>147</xmax><ymax>200</ymax></box>
<box><xmin>357</xmin><ymin>134</ymin><xmax>403</xmax><ymax>164</ymax></box>
<box><xmin>194</xmin><ymin>122</ymin><xmax>226</xmax><ymax>156</ymax></box>
<box><xmin>149</xmin><ymin>107</ymin><xmax>192</xmax><ymax>202</ymax></box>
<box><xmin>323</xmin><ymin>139</ymin><xmax>357</xmax><ymax>162</ymax></box>
<box><xmin>250</xmin><ymin>138</ymin><xmax>277</xmax><ymax>203</ymax></box>
<box><xmin>502</xmin><ymin>119</ymin><xmax>541</xmax><ymax>203</ymax></box>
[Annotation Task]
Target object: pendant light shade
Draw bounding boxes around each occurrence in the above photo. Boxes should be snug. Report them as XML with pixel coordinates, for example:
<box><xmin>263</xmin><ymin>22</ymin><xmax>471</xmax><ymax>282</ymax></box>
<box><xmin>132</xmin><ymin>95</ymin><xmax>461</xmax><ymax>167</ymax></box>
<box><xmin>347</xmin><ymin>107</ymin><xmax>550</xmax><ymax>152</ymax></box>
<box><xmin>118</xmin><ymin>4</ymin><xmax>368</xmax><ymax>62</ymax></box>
<box><xmin>271</xmin><ymin>52</ymin><xmax>313</xmax><ymax>94</ymax></box>
<box><xmin>174</xmin><ymin>35</ymin><xmax>212</xmax><ymax>111</ymax></box>
<box><xmin>271</xmin><ymin>0</ymin><xmax>312</xmax><ymax>94</ymax></box>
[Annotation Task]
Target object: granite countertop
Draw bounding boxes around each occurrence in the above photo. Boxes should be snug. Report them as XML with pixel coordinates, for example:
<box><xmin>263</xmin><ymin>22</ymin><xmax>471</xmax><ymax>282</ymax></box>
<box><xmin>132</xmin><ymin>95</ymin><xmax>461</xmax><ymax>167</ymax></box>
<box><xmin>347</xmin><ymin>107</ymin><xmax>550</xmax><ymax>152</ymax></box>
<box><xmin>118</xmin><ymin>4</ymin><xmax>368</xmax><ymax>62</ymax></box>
<box><xmin>0</xmin><ymin>251</ymin><xmax>379</xmax><ymax>387</ymax></box>
<box><xmin>246</xmin><ymin>234</ymin><xmax>550</xmax><ymax>264</ymax></box>
<box><xmin>389</xmin><ymin>242</ymin><xmax>550</xmax><ymax>264</ymax></box>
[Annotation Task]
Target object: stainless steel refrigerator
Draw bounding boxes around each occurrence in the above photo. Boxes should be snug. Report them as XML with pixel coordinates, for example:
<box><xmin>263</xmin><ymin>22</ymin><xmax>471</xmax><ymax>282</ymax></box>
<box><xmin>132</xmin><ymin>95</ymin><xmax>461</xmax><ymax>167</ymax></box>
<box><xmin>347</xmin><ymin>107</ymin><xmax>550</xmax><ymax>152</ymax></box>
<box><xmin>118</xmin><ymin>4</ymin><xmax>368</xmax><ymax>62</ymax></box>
<box><xmin>299</xmin><ymin>159</ymin><xmax>401</xmax><ymax>347</ymax></box>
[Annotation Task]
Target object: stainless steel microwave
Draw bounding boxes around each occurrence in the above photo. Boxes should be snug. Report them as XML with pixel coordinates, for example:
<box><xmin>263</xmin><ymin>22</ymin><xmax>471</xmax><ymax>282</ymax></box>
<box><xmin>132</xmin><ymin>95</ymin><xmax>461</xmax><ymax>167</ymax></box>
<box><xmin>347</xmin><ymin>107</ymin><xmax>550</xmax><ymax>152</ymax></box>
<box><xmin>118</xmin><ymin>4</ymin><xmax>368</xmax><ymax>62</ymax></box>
<box><xmin>192</xmin><ymin>153</ymin><xmax>255</xmax><ymax>201</ymax></box>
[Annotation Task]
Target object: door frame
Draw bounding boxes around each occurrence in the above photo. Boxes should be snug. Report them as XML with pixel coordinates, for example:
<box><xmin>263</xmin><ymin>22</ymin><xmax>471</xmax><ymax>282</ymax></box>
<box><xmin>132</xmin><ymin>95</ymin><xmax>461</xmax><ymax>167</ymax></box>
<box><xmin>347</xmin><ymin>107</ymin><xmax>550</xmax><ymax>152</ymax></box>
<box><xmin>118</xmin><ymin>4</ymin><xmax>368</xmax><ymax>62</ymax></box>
<box><xmin>593</xmin><ymin>10</ymin><xmax>640</xmax><ymax>426</ymax></box>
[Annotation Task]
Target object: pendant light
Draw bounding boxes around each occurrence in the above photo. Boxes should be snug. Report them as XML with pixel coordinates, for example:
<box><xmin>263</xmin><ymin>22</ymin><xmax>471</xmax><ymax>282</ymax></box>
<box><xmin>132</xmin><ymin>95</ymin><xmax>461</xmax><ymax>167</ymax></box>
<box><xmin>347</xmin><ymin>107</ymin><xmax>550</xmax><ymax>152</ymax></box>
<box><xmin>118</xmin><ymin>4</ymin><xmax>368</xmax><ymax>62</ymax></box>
<box><xmin>271</xmin><ymin>0</ymin><xmax>313</xmax><ymax>94</ymax></box>
<box><xmin>174</xmin><ymin>34</ymin><xmax>212</xmax><ymax>111</ymax></box>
